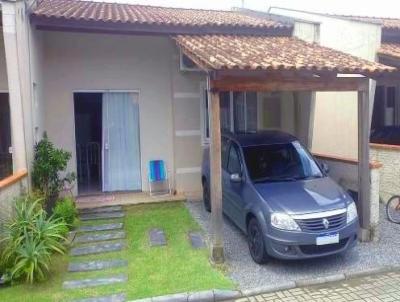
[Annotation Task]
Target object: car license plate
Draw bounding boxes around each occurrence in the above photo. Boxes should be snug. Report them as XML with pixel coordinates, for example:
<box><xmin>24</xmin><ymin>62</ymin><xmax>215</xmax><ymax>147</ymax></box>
<box><xmin>316</xmin><ymin>233</ymin><xmax>339</xmax><ymax>245</ymax></box>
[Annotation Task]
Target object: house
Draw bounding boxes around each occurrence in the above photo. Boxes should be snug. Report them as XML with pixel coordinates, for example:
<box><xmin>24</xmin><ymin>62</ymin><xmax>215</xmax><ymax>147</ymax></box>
<box><xmin>0</xmin><ymin>0</ymin><xmax>396</xmax><ymax>257</ymax></box>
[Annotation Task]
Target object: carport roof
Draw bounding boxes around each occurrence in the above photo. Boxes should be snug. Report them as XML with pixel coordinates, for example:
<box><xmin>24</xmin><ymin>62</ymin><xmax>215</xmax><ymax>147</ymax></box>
<box><xmin>175</xmin><ymin>35</ymin><xmax>395</xmax><ymax>76</ymax></box>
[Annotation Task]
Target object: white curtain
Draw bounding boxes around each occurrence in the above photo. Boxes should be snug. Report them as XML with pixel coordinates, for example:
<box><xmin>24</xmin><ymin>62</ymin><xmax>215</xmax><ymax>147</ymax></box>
<box><xmin>102</xmin><ymin>92</ymin><xmax>141</xmax><ymax>192</ymax></box>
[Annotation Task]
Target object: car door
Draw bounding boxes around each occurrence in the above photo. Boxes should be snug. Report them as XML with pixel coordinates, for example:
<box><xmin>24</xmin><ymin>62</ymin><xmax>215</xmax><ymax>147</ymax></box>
<box><xmin>224</xmin><ymin>142</ymin><xmax>245</xmax><ymax>223</ymax></box>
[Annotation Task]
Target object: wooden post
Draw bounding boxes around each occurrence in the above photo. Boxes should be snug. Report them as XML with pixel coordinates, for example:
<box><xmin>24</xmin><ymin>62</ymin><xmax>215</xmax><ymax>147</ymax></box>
<box><xmin>358</xmin><ymin>89</ymin><xmax>371</xmax><ymax>241</ymax></box>
<box><xmin>208</xmin><ymin>82</ymin><xmax>224</xmax><ymax>264</ymax></box>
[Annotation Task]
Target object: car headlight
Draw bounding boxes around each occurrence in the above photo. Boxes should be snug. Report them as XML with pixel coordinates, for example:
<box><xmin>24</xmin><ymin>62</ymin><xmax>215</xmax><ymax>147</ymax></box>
<box><xmin>271</xmin><ymin>213</ymin><xmax>300</xmax><ymax>231</ymax></box>
<box><xmin>347</xmin><ymin>202</ymin><xmax>358</xmax><ymax>223</ymax></box>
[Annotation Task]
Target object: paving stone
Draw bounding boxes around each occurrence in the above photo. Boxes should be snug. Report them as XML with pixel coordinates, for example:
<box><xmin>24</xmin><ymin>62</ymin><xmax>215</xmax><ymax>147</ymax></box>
<box><xmin>188</xmin><ymin>232</ymin><xmax>205</xmax><ymax>249</ymax></box>
<box><xmin>68</xmin><ymin>259</ymin><xmax>128</xmax><ymax>272</ymax></box>
<box><xmin>237</xmin><ymin>271</ymin><xmax>400</xmax><ymax>302</ymax></box>
<box><xmin>70</xmin><ymin>241</ymin><xmax>124</xmax><ymax>256</ymax></box>
<box><xmin>74</xmin><ymin>231</ymin><xmax>126</xmax><ymax>243</ymax></box>
<box><xmin>79</xmin><ymin>212</ymin><xmax>125</xmax><ymax>221</ymax></box>
<box><xmin>73</xmin><ymin>293</ymin><xmax>126</xmax><ymax>302</ymax></box>
<box><xmin>63</xmin><ymin>274</ymin><xmax>127</xmax><ymax>289</ymax></box>
<box><xmin>79</xmin><ymin>206</ymin><xmax>123</xmax><ymax>215</ymax></box>
<box><xmin>149</xmin><ymin>228</ymin><xmax>167</xmax><ymax>246</ymax></box>
<box><xmin>76</xmin><ymin>223</ymin><xmax>123</xmax><ymax>233</ymax></box>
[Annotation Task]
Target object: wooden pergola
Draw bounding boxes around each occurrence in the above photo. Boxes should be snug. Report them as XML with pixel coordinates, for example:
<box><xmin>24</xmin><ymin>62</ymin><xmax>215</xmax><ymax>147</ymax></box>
<box><xmin>175</xmin><ymin>35</ymin><xmax>396</xmax><ymax>263</ymax></box>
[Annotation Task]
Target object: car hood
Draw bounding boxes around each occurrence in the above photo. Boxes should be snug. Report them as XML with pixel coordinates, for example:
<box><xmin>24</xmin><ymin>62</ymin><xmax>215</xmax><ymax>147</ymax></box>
<box><xmin>254</xmin><ymin>177</ymin><xmax>349</xmax><ymax>214</ymax></box>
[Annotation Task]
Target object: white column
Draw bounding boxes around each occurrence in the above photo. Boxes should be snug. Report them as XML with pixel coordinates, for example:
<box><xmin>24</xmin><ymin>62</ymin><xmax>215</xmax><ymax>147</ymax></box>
<box><xmin>358</xmin><ymin>89</ymin><xmax>372</xmax><ymax>241</ymax></box>
<box><xmin>2</xmin><ymin>1</ymin><xmax>27</xmax><ymax>172</ymax></box>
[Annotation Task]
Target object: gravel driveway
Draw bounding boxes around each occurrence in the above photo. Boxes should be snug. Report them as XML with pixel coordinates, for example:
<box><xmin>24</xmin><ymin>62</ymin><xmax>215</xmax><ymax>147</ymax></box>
<box><xmin>186</xmin><ymin>201</ymin><xmax>400</xmax><ymax>290</ymax></box>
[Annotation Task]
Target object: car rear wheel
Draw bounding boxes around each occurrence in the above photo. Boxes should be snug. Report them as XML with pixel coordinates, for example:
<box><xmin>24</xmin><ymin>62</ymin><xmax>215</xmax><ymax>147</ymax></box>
<box><xmin>203</xmin><ymin>181</ymin><xmax>211</xmax><ymax>212</ymax></box>
<box><xmin>247</xmin><ymin>218</ymin><xmax>269</xmax><ymax>264</ymax></box>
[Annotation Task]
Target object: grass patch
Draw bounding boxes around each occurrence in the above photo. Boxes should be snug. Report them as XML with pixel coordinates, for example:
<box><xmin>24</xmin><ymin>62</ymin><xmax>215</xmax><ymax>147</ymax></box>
<box><xmin>0</xmin><ymin>202</ymin><xmax>234</xmax><ymax>301</ymax></box>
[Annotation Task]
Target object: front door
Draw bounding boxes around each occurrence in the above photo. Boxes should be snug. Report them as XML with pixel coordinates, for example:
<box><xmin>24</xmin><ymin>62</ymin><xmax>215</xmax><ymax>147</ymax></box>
<box><xmin>102</xmin><ymin>92</ymin><xmax>141</xmax><ymax>192</ymax></box>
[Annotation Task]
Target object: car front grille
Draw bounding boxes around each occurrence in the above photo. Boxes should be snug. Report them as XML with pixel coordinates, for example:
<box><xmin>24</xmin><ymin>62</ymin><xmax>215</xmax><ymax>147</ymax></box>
<box><xmin>299</xmin><ymin>238</ymin><xmax>348</xmax><ymax>255</ymax></box>
<box><xmin>294</xmin><ymin>212</ymin><xmax>347</xmax><ymax>232</ymax></box>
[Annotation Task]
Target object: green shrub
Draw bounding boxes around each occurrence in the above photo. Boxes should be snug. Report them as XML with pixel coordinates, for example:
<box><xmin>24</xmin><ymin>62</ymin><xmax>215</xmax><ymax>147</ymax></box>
<box><xmin>53</xmin><ymin>197</ymin><xmax>78</xmax><ymax>228</ymax></box>
<box><xmin>31</xmin><ymin>133</ymin><xmax>75</xmax><ymax>208</ymax></box>
<box><xmin>0</xmin><ymin>196</ymin><xmax>67</xmax><ymax>283</ymax></box>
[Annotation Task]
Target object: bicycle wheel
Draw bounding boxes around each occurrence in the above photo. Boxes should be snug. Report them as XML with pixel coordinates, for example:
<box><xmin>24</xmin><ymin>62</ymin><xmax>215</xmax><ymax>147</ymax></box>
<box><xmin>387</xmin><ymin>195</ymin><xmax>400</xmax><ymax>223</ymax></box>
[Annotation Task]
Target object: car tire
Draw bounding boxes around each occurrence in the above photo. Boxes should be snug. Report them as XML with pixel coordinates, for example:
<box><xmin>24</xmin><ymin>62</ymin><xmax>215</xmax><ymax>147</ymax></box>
<box><xmin>247</xmin><ymin>218</ymin><xmax>269</xmax><ymax>264</ymax></box>
<box><xmin>203</xmin><ymin>181</ymin><xmax>211</xmax><ymax>212</ymax></box>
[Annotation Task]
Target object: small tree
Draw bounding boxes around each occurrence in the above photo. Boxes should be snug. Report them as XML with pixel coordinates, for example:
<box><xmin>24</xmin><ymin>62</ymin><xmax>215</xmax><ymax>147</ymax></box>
<box><xmin>32</xmin><ymin>133</ymin><xmax>75</xmax><ymax>211</ymax></box>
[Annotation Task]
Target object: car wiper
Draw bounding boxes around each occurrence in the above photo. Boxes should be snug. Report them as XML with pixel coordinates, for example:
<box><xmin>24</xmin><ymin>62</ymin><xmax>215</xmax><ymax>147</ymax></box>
<box><xmin>296</xmin><ymin>175</ymin><xmax>324</xmax><ymax>181</ymax></box>
<box><xmin>253</xmin><ymin>177</ymin><xmax>297</xmax><ymax>183</ymax></box>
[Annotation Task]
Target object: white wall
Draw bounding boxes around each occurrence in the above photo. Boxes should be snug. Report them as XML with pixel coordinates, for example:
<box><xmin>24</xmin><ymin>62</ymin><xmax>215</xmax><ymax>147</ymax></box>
<box><xmin>29</xmin><ymin>28</ymin><xmax>45</xmax><ymax>144</ymax></box>
<box><xmin>42</xmin><ymin>32</ymin><xmax>187</xmax><ymax>195</ymax></box>
<box><xmin>370</xmin><ymin>144</ymin><xmax>400</xmax><ymax>203</ymax></box>
<box><xmin>0</xmin><ymin>32</ymin><xmax>8</xmax><ymax>90</ymax></box>
<box><xmin>270</xmin><ymin>8</ymin><xmax>382</xmax><ymax>158</ymax></box>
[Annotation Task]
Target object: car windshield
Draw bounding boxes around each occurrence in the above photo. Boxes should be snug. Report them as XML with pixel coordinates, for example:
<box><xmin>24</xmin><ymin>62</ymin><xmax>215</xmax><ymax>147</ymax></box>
<box><xmin>243</xmin><ymin>141</ymin><xmax>323</xmax><ymax>183</ymax></box>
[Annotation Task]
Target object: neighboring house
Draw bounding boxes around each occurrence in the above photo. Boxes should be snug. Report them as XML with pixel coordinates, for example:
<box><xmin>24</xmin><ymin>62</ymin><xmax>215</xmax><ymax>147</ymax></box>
<box><xmin>250</xmin><ymin>7</ymin><xmax>400</xmax><ymax>202</ymax></box>
<box><xmin>0</xmin><ymin>0</ymin><xmax>395</xmax><ymax>243</ymax></box>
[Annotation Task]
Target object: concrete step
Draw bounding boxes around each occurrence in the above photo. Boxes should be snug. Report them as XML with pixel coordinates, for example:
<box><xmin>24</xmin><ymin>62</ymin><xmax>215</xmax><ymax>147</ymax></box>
<box><xmin>68</xmin><ymin>259</ymin><xmax>128</xmax><ymax>272</ymax></box>
<box><xmin>70</xmin><ymin>241</ymin><xmax>125</xmax><ymax>256</ymax></box>
<box><xmin>76</xmin><ymin>223</ymin><xmax>123</xmax><ymax>233</ymax></box>
<box><xmin>63</xmin><ymin>274</ymin><xmax>127</xmax><ymax>289</ymax></box>
<box><xmin>79</xmin><ymin>206</ymin><xmax>123</xmax><ymax>215</ymax></box>
<box><xmin>79</xmin><ymin>212</ymin><xmax>125</xmax><ymax>221</ymax></box>
<box><xmin>74</xmin><ymin>231</ymin><xmax>126</xmax><ymax>244</ymax></box>
<box><xmin>72</xmin><ymin>293</ymin><xmax>126</xmax><ymax>302</ymax></box>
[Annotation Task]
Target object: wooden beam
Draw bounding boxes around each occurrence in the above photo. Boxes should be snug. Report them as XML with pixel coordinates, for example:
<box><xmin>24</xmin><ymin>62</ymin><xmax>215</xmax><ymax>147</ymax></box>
<box><xmin>211</xmin><ymin>76</ymin><xmax>368</xmax><ymax>92</ymax></box>
<box><xmin>358</xmin><ymin>89</ymin><xmax>372</xmax><ymax>241</ymax></box>
<box><xmin>208</xmin><ymin>82</ymin><xmax>224</xmax><ymax>264</ymax></box>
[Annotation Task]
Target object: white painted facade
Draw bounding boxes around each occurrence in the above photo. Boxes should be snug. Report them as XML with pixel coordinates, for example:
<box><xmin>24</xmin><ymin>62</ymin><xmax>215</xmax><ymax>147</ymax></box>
<box><xmin>40</xmin><ymin>32</ymin><xmax>207</xmax><ymax>196</ymax></box>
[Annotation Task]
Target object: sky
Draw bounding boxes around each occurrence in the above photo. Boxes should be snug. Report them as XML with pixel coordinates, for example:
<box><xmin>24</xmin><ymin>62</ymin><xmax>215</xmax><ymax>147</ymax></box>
<box><xmin>87</xmin><ymin>0</ymin><xmax>400</xmax><ymax>18</ymax></box>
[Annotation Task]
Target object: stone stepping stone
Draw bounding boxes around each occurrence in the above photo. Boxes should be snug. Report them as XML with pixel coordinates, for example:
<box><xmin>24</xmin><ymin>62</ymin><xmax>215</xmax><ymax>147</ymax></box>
<box><xmin>79</xmin><ymin>212</ymin><xmax>125</xmax><ymax>221</ymax></box>
<box><xmin>79</xmin><ymin>206</ymin><xmax>123</xmax><ymax>215</ymax></box>
<box><xmin>68</xmin><ymin>259</ymin><xmax>128</xmax><ymax>272</ymax></box>
<box><xmin>74</xmin><ymin>231</ymin><xmax>126</xmax><ymax>244</ymax></box>
<box><xmin>189</xmin><ymin>232</ymin><xmax>205</xmax><ymax>249</ymax></box>
<box><xmin>63</xmin><ymin>274</ymin><xmax>127</xmax><ymax>289</ymax></box>
<box><xmin>149</xmin><ymin>228</ymin><xmax>167</xmax><ymax>246</ymax></box>
<box><xmin>70</xmin><ymin>241</ymin><xmax>124</xmax><ymax>256</ymax></box>
<box><xmin>76</xmin><ymin>223</ymin><xmax>123</xmax><ymax>233</ymax></box>
<box><xmin>73</xmin><ymin>293</ymin><xmax>126</xmax><ymax>302</ymax></box>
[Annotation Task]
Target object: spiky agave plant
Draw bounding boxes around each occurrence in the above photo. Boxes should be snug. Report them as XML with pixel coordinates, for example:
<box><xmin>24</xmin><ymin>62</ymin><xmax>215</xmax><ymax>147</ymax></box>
<box><xmin>1</xmin><ymin>195</ymin><xmax>67</xmax><ymax>283</ymax></box>
<box><xmin>10</xmin><ymin>232</ymin><xmax>51</xmax><ymax>283</ymax></box>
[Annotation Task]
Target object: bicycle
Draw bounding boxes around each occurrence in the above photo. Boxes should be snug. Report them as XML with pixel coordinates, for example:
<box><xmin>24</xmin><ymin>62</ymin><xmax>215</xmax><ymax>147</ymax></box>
<box><xmin>387</xmin><ymin>195</ymin><xmax>400</xmax><ymax>223</ymax></box>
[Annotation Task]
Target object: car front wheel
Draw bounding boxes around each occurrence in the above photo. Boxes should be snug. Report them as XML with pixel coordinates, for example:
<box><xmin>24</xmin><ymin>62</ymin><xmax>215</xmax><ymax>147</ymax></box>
<box><xmin>247</xmin><ymin>218</ymin><xmax>269</xmax><ymax>264</ymax></box>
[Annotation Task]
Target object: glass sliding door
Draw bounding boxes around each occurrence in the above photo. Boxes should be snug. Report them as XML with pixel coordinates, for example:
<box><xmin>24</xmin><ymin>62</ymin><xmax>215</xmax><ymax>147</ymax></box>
<box><xmin>102</xmin><ymin>92</ymin><xmax>141</xmax><ymax>192</ymax></box>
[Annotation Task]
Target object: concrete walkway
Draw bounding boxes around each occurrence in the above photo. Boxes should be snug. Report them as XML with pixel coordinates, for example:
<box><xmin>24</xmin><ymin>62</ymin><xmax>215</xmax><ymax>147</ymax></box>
<box><xmin>235</xmin><ymin>270</ymin><xmax>400</xmax><ymax>302</ymax></box>
<box><xmin>64</xmin><ymin>206</ymin><xmax>128</xmax><ymax>302</ymax></box>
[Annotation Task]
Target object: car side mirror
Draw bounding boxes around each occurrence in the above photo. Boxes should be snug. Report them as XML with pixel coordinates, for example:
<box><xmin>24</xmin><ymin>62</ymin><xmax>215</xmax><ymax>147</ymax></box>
<box><xmin>230</xmin><ymin>173</ymin><xmax>242</xmax><ymax>183</ymax></box>
<box><xmin>321</xmin><ymin>163</ymin><xmax>329</xmax><ymax>174</ymax></box>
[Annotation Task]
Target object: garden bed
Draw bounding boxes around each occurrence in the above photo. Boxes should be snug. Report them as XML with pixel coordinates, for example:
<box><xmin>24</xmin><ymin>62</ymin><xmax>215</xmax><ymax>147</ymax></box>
<box><xmin>0</xmin><ymin>202</ymin><xmax>234</xmax><ymax>301</ymax></box>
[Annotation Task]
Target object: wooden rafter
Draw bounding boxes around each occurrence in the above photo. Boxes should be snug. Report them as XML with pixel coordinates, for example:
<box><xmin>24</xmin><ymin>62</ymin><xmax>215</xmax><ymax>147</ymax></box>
<box><xmin>210</xmin><ymin>74</ymin><xmax>369</xmax><ymax>92</ymax></box>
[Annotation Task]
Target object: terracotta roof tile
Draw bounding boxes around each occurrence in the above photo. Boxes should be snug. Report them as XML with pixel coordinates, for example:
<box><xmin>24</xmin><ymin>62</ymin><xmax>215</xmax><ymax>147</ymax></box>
<box><xmin>175</xmin><ymin>35</ymin><xmax>395</xmax><ymax>74</ymax></box>
<box><xmin>379</xmin><ymin>43</ymin><xmax>400</xmax><ymax>59</ymax></box>
<box><xmin>33</xmin><ymin>0</ymin><xmax>288</xmax><ymax>31</ymax></box>
<box><xmin>339</xmin><ymin>15</ymin><xmax>400</xmax><ymax>30</ymax></box>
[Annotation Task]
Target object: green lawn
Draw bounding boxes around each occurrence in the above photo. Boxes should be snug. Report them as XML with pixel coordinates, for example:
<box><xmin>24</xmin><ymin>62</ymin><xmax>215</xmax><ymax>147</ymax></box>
<box><xmin>0</xmin><ymin>202</ymin><xmax>234</xmax><ymax>301</ymax></box>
